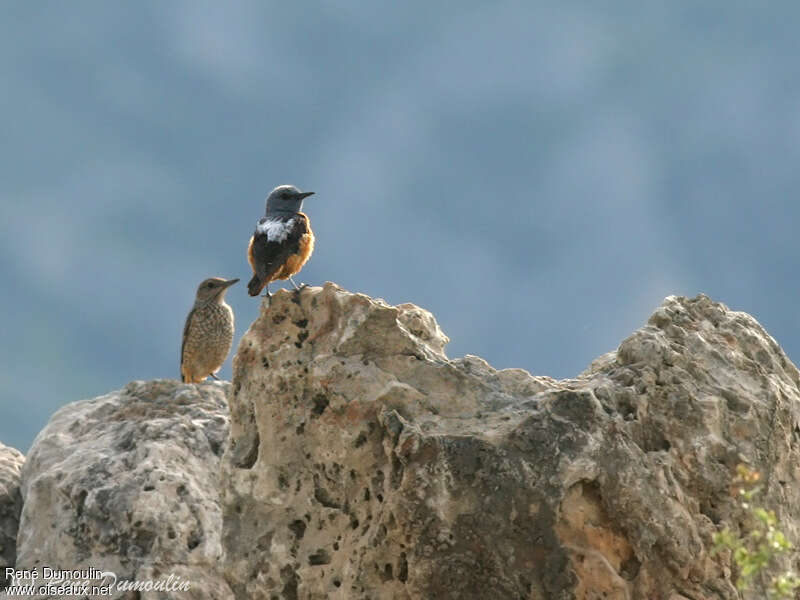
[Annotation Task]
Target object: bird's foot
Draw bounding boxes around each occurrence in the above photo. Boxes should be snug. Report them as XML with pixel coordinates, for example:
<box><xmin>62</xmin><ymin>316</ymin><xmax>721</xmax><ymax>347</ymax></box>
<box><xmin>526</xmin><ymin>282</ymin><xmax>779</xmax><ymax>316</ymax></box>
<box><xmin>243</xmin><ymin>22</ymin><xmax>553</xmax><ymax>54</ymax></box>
<box><xmin>261</xmin><ymin>288</ymin><xmax>272</xmax><ymax>305</ymax></box>
<box><xmin>289</xmin><ymin>276</ymin><xmax>308</xmax><ymax>291</ymax></box>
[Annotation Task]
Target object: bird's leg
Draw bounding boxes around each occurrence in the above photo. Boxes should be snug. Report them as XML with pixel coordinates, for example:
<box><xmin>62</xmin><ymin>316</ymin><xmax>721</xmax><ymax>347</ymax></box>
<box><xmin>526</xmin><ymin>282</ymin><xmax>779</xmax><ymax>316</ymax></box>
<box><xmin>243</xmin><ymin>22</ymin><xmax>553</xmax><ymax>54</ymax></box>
<box><xmin>209</xmin><ymin>373</ymin><xmax>220</xmax><ymax>380</ymax></box>
<box><xmin>261</xmin><ymin>283</ymin><xmax>272</xmax><ymax>304</ymax></box>
<box><xmin>289</xmin><ymin>276</ymin><xmax>307</xmax><ymax>290</ymax></box>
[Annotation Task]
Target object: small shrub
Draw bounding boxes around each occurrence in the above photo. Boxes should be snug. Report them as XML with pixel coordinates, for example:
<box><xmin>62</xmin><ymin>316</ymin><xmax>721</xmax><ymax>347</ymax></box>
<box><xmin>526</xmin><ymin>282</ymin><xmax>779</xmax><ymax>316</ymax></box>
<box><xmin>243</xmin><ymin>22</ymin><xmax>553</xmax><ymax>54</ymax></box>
<box><xmin>712</xmin><ymin>465</ymin><xmax>800</xmax><ymax>598</ymax></box>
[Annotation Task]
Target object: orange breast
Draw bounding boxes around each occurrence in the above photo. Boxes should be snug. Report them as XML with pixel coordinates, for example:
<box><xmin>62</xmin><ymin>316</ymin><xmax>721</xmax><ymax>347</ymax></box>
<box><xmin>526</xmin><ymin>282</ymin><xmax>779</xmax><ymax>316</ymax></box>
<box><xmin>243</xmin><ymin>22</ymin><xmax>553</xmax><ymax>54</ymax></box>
<box><xmin>247</xmin><ymin>236</ymin><xmax>256</xmax><ymax>273</ymax></box>
<box><xmin>274</xmin><ymin>230</ymin><xmax>315</xmax><ymax>281</ymax></box>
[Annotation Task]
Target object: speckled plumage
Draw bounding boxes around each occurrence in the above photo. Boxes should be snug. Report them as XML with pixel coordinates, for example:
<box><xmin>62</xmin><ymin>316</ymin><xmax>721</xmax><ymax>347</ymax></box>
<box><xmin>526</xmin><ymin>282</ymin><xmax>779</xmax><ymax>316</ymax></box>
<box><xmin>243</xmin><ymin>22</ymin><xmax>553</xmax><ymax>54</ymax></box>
<box><xmin>181</xmin><ymin>278</ymin><xmax>238</xmax><ymax>383</ymax></box>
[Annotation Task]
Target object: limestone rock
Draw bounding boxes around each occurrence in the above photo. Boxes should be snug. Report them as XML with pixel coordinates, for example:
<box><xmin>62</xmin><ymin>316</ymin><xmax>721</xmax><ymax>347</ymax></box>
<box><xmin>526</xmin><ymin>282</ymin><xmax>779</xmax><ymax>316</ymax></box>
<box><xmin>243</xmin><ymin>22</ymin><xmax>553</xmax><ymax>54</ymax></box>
<box><xmin>15</xmin><ymin>379</ymin><xmax>233</xmax><ymax>599</ymax></box>
<box><xmin>223</xmin><ymin>284</ymin><xmax>800</xmax><ymax>599</ymax></box>
<box><xmin>15</xmin><ymin>284</ymin><xmax>800</xmax><ymax>599</ymax></box>
<box><xmin>0</xmin><ymin>442</ymin><xmax>24</xmax><ymax>586</ymax></box>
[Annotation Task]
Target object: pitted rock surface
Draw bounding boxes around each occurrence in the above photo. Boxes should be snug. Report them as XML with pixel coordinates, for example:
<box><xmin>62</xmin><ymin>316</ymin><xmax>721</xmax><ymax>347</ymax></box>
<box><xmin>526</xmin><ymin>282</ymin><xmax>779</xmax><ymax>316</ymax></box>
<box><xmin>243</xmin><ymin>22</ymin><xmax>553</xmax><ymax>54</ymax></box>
<box><xmin>15</xmin><ymin>380</ymin><xmax>233</xmax><ymax>599</ymax></box>
<box><xmin>223</xmin><ymin>285</ymin><xmax>800</xmax><ymax>599</ymax></box>
<box><xmin>14</xmin><ymin>284</ymin><xmax>800</xmax><ymax>599</ymax></box>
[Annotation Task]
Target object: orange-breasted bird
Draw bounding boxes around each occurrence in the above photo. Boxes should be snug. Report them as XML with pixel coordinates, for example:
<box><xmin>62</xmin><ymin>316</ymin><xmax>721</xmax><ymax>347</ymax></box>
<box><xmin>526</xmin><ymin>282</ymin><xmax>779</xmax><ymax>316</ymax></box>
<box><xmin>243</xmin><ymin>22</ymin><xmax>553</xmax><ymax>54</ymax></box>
<box><xmin>247</xmin><ymin>184</ymin><xmax>316</xmax><ymax>298</ymax></box>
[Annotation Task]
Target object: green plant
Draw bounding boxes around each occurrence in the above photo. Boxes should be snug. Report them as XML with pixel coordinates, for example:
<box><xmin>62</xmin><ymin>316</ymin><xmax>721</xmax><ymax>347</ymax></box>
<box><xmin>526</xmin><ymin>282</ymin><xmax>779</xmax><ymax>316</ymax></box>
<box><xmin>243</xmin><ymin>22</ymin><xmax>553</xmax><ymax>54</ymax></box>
<box><xmin>712</xmin><ymin>465</ymin><xmax>800</xmax><ymax>598</ymax></box>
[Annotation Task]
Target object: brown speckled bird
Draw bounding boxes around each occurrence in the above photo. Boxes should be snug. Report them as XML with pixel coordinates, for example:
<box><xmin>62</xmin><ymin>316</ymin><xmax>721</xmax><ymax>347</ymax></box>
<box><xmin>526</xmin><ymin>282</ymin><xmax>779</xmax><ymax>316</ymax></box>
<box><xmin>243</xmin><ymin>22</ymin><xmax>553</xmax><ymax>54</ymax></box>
<box><xmin>247</xmin><ymin>185</ymin><xmax>316</xmax><ymax>298</ymax></box>
<box><xmin>180</xmin><ymin>277</ymin><xmax>238</xmax><ymax>383</ymax></box>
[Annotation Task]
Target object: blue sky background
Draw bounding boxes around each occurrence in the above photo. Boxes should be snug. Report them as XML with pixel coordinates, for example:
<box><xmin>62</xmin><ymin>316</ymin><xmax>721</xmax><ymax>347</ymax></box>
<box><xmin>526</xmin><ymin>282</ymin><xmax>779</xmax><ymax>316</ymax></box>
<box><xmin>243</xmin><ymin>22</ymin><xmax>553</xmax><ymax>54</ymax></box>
<box><xmin>3</xmin><ymin>2</ymin><xmax>800</xmax><ymax>450</ymax></box>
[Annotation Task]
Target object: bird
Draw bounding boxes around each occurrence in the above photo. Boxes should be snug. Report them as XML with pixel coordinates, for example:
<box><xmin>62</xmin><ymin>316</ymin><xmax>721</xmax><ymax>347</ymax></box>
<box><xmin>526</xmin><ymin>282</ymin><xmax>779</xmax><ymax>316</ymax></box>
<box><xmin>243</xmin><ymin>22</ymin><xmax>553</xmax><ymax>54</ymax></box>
<box><xmin>180</xmin><ymin>277</ymin><xmax>239</xmax><ymax>383</ymax></box>
<box><xmin>247</xmin><ymin>184</ymin><xmax>316</xmax><ymax>299</ymax></box>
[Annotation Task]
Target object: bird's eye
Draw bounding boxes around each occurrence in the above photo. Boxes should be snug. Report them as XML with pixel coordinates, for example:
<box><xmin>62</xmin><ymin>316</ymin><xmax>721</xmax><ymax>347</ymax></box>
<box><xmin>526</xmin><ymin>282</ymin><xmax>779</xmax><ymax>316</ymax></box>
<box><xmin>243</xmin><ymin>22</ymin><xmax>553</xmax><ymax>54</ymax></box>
<box><xmin>206</xmin><ymin>282</ymin><xmax>214</xmax><ymax>288</ymax></box>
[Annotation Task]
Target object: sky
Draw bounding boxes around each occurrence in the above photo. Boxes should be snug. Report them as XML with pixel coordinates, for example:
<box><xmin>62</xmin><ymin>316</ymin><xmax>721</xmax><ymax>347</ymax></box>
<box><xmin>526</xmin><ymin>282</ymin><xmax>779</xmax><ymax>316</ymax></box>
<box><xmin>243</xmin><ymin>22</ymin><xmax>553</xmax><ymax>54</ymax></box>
<box><xmin>3</xmin><ymin>2</ymin><xmax>800</xmax><ymax>451</ymax></box>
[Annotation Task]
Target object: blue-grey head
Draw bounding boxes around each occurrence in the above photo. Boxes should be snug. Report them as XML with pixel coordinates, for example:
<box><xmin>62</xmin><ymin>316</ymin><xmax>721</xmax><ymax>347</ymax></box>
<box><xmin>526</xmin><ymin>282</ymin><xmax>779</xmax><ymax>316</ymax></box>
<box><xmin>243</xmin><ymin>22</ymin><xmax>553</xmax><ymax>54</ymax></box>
<box><xmin>264</xmin><ymin>185</ymin><xmax>315</xmax><ymax>217</ymax></box>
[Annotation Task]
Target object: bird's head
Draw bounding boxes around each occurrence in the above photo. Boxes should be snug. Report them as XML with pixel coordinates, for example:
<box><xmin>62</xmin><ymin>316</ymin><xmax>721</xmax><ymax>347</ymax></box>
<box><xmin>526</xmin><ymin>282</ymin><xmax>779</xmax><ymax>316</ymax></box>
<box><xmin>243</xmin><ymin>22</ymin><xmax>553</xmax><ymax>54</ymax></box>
<box><xmin>195</xmin><ymin>277</ymin><xmax>239</xmax><ymax>304</ymax></box>
<box><xmin>265</xmin><ymin>185</ymin><xmax>314</xmax><ymax>217</ymax></box>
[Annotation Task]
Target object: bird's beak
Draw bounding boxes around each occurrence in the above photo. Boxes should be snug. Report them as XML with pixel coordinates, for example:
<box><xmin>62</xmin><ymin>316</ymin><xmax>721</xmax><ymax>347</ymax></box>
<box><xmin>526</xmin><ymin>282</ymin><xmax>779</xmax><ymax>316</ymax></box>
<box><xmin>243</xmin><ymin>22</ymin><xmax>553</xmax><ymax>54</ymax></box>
<box><xmin>223</xmin><ymin>278</ymin><xmax>240</xmax><ymax>288</ymax></box>
<box><xmin>299</xmin><ymin>191</ymin><xmax>315</xmax><ymax>199</ymax></box>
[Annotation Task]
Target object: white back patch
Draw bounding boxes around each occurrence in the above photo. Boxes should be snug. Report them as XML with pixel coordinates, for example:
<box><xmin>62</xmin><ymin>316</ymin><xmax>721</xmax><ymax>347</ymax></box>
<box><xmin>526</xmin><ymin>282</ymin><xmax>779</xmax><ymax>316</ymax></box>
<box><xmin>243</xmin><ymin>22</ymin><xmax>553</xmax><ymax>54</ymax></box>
<box><xmin>256</xmin><ymin>217</ymin><xmax>294</xmax><ymax>243</ymax></box>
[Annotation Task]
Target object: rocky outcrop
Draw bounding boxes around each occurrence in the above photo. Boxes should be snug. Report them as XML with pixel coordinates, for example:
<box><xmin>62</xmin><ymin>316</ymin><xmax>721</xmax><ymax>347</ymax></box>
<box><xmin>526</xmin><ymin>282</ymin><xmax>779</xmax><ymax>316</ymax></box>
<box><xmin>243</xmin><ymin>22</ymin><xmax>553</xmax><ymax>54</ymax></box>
<box><xmin>223</xmin><ymin>284</ymin><xmax>800</xmax><ymax>599</ymax></box>
<box><xmin>0</xmin><ymin>442</ymin><xmax>24</xmax><ymax>587</ymax></box>
<box><xmin>14</xmin><ymin>380</ymin><xmax>232</xmax><ymax>599</ymax></box>
<box><xmin>12</xmin><ymin>284</ymin><xmax>800</xmax><ymax>599</ymax></box>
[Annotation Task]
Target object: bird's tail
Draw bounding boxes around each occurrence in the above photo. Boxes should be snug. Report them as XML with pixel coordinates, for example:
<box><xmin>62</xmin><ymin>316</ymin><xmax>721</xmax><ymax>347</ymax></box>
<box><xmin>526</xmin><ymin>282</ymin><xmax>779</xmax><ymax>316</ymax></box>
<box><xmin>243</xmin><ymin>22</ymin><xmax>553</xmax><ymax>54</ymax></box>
<box><xmin>248</xmin><ymin>275</ymin><xmax>263</xmax><ymax>296</ymax></box>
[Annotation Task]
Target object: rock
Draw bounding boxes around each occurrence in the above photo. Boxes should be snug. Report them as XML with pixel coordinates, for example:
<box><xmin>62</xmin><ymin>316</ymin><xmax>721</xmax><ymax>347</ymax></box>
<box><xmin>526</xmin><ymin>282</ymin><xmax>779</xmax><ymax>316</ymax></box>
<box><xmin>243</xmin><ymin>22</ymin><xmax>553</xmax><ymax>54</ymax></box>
<box><xmin>222</xmin><ymin>284</ymin><xmax>800</xmax><ymax>599</ymax></box>
<box><xmin>14</xmin><ymin>285</ymin><xmax>800</xmax><ymax>599</ymax></box>
<box><xmin>15</xmin><ymin>379</ymin><xmax>233</xmax><ymax>599</ymax></box>
<box><xmin>0</xmin><ymin>442</ymin><xmax>24</xmax><ymax>586</ymax></box>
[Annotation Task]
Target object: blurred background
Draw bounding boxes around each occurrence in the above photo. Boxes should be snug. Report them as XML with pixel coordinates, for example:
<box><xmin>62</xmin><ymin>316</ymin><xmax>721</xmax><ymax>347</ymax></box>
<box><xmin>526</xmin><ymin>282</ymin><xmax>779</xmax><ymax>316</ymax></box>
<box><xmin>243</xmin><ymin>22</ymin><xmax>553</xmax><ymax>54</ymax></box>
<box><xmin>2</xmin><ymin>2</ymin><xmax>799</xmax><ymax>450</ymax></box>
